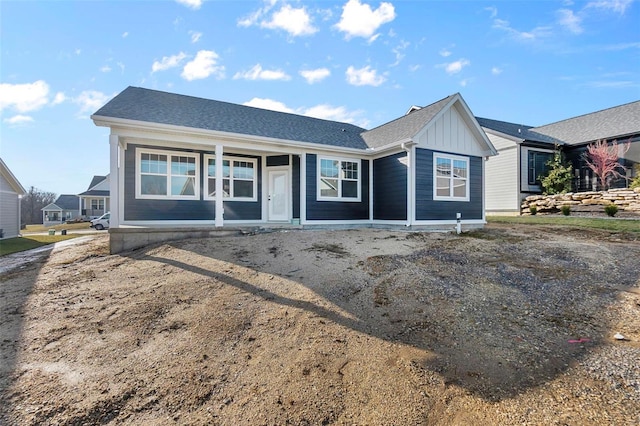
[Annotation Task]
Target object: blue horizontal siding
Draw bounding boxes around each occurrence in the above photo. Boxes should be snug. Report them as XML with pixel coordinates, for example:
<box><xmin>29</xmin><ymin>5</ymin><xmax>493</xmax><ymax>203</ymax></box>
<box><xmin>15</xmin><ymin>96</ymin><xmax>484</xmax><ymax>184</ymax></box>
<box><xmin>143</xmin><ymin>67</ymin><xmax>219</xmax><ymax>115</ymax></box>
<box><xmin>305</xmin><ymin>154</ymin><xmax>369</xmax><ymax>221</ymax></box>
<box><xmin>124</xmin><ymin>145</ymin><xmax>261</xmax><ymax>221</ymax></box>
<box><xmin>415</xmin><ymin>148</ymin><xmax>483</xmax><ymax>220</ymax></box>
<box><xmin>373</xmin><ymin>153</ymin><xmax>407</xmax><ymax>220</ymax></box>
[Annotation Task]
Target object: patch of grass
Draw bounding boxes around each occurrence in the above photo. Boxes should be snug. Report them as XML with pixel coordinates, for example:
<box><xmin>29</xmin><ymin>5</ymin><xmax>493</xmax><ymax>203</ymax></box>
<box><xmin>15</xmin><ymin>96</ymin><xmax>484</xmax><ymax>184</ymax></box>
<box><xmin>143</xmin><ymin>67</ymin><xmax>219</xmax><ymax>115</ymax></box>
<box><xmin>23</xmin><ymin>222</ymin><xmax>91</xmax><ymax>234</ymax></box>
<box><xmin>487</xmin><ymin>215</ymin><xmax>640</xmax><ymax>233</ymax></box>
<box><xmin>0</xmin><ymin>235</ymin><xmax>79</xmax><ymax>256</ymax></box>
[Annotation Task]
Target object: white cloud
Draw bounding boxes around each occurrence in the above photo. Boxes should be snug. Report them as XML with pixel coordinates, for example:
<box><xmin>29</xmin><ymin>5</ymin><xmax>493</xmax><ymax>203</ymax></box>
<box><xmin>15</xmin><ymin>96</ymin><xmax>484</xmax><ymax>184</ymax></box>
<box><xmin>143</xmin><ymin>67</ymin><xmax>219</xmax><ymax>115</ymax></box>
<box><xmin>4</xmin><ymin>115</ymin><xmax>34</xmax><ymax>125</ymax></box>
<box><xmin>100</xmin><ymin>65</ymin><xmax>112</xmax><ymax>73</ymax></box>
<box><xmin>438</xmin><ymin>58</ymin><xmax>470</xmax><ymax>75</ymax></box>
<box><xmin>117</xmin><ymin>62</ymin><xmax>125</xmax><ymax>73</ymax></box>
<box><xmin>345</xmin><ymin>65</ymin><xmax>386</xmax><ymax>86</ymax></box>
<box><xmin>485</xmin><ymin>6</ymin><xmax>498</xmax><ymax>18</ymax></box>
<box><xmin>233</xmin><ymin>64</ymin><xmax>291</xmax><ymax>81</ymax></box>
<box><xmin>190</xmin><ymin>31</ymin><xmax>202</xmax><ymax>43</ymax></box>
<box><xmin>122</xmin><ymin>31</ymin><xmax>129</xmax><ymax>38</ymax></box>
<box><xmin>586</xmin><ymin>0</ymin><xmax>633</xmax><ymax>14</ymax></box>
<box><xmin>75</xmin><ymin>48</ymin><xmax>81</xmax><ymax>55</ymax></box>
<box><xmin>243</xmin><ymin>97</ymin><xmax>367</xmax><ymax>126</ymax></box>
<box><xmin>439</xmin><ymin>48</ymin><xmax>452</xmax><ymax>57</ymax></box>
<box><xmin>243</xmin><ymin>97</ymin><xmax>295</xmax><ymax>113</ymax></box>
<box><xmin>0</xmin><ymin>80</ymin><xmax>50</xmax><ymax>113</ymax></box>
<box><xmin>409</xmin><ymin>64</ymin><xmax>421</xmax><ymax>72</ymax></box>
<box><xmin>74</xmin><ymin>90</ymin><xmax>111</xmax><ymax>117</ymax></box>
<box><xmin>491</xmin><ymin>66</ymin><xmax>503</xmax><ymax>75</ymax></box>
<box><xmin>262</xmin><ymin>4</ymin><xmax>318</xmax><ymax>36</ymax></box>
<box><xmin>557</xmin><ymin>9</ymin><xmax>583</xmax><ymax>34</ymax></box>
<box><xmin>390</xmin><ymin>40</ymin><xmax>409</xmax><ymax>66</ymax></box>
<box><xmin>300</xmin><ymin>68</ymin><xmax>331</xmax><ymax>84</ymax></box>
<box><xmin>335</xmin><ymin>0</ymin><xmax>396</xmax><ymax>41</ymax></box>
<box><xmin>459</xmin><ymin>78</ymin><xmax>472</xmax><ymax>87</ymax></box>
<box><xmin>152</xmin><ymin>52</ymin><xmax>188</xmax><ymax>73</ymax></box>
<box><xmin>182</xmin><ymin>50</ymin><xmax>225</xmax><ymax>81</ymax></box>
<box><xmin>52</xmin><ymin>92</ymin><xmax>66</xmax><ymax>104</ymax></box>
<box><xmin>176</xmin><ymin>0</ymin><xmax>202</xmax><ymax>10</ymax></box>
<box><xmin>492</xmin><ymin>18</ymin><xmax>552</xmax><ymax>41</ymax></box>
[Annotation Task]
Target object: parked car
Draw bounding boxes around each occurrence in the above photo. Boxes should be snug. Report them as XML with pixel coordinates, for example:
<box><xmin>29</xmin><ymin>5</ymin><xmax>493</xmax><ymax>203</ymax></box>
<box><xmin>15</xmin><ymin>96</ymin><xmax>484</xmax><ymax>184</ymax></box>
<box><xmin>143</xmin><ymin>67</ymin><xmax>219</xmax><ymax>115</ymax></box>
<box><xmin>90</xmin><ymin>212</ymin><xmax>110</xmax><ymax>230</ymax></box>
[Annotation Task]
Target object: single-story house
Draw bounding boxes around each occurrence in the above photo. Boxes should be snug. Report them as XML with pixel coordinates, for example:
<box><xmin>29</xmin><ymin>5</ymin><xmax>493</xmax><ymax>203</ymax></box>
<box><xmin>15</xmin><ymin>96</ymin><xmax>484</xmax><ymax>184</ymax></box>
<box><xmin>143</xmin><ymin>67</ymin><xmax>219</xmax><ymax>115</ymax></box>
<box><xmin>0</xmin><ymin>158</ymin><xmax>27</xmax><ymax>239</ymax></box>
<box><xmin>480</xmin><ymin>100</ymin><xmax>640</xmax><ymax>215</ymax></box>
<box><xmin>78</xmin><ymin>174</ymin><xmax>110</xmax><ymax>219</ymax></box>
<box><xmin>42</xmin><ymin>194</ymin><xmax>81</xmax><ymax>226</ymax></box>
<box><xmin>92</xmin><ymin>87</ymin><xmax>497</xmax><ymax>253</ymax></box>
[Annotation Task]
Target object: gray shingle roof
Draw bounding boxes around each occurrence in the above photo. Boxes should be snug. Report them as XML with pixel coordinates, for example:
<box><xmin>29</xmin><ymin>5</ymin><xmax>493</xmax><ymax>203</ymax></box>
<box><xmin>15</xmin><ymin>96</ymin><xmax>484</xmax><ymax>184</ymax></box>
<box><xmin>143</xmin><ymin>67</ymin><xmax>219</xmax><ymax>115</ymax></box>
<box><xmin>93</xmin><ymin>87</ymin><xmax>369</xmax><ymax>150</ymax></box>
<box><xmin>78</xmin><ymin>189</ymin><xmax>109</xmax><ymax>197</ymax></box>
<box><xmin>87</xmin><ymin>175</ymin><xmax>106</xmax><ymax>190</ymax></box>
<box><xmin>44</xmin><ymin>195</ymin><xmax>79</xmax><ymax>211</ymax></box>
<box><xmin>532</xmin><ymin>100</ymin><xmax>640</xmax><ymax>145</ymax></box>
<box><xmin>361</xmin><ymin>95</ymin><xmax>455</xmax><ymax>148</ymax></box>
<box><xmin>476</xmin><ymin>117</ymin><xmax>563</xmax><ymax>145</ymax></box>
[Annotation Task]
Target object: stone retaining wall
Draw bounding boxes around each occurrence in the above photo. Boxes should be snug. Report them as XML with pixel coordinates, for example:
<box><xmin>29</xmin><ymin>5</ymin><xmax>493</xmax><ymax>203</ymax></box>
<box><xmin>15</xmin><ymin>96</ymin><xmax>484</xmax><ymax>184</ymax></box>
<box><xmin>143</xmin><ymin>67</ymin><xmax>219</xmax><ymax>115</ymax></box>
<box><xmin>521</xmin><ymin>188</ymin><xmax>640</xmax><ymax>215</ymax></box>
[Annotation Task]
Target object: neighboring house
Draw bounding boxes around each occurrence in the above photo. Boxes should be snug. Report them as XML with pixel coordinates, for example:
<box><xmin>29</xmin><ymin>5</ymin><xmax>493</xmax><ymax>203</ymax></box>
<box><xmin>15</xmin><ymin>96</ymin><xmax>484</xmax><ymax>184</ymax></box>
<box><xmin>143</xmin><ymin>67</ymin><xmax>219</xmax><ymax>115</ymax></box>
<box><xmin>92</xmin><ymin>87</ymin><xmax>497</xmax><ymax>253</ymax></box>
<box><xmin>42</xmin><ymin>194</ymin><xmax>81</xmax><ymax>226</ymax></box>
<box><xmin>78</xmin><ymin>174</ymin><xmax>110</xmax><ymax>219</ymax></box>
<box><xmin>0</xmin><ymin>158</ymin><xmax>27</xmax><ymax>239</ymax></box>
<box><xmin>480</xmin><ymin>100</ymin><xmax>640</xmax><ymax>215</ymax></box>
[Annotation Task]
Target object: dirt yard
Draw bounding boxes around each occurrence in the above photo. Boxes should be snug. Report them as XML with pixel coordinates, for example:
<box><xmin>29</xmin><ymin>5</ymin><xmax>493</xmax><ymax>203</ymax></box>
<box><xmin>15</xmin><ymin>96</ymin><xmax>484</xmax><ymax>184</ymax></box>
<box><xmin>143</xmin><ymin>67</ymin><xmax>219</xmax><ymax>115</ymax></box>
<box><xmin>1</xmin><ymin>223</ymin><xmax>639</xmax><ymax>425</ymax></box>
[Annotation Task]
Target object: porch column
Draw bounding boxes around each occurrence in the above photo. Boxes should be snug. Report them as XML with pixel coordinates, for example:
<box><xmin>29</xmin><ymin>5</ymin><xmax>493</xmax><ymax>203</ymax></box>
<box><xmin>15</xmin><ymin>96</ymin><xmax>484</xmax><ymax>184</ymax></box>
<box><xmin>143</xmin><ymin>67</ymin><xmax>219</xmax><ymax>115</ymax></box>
<box><xmin>215</xmin><ymin>144</ymin><xmax>224</xmax><ymax>227</ymax></box>
<box><xmin>109</xmin><ymin>134</ymin><xmax>120</xmax><ymax>228</ymax></box>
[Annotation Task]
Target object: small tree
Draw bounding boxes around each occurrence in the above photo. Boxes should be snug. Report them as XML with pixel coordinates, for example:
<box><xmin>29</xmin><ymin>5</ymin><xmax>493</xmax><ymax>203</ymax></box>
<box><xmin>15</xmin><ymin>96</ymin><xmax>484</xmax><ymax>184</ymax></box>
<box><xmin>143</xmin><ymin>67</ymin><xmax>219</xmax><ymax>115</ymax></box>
<box><xmin>583</xmin><ymin>139</ymin><xmax>630</xmax><ymax>190</ymax></box>
<box><xmin>541</xmin><ymin>147</ymin><xmax>573</xmax><ymax>195</ymax></box>
<box><xmin>20</xmin><ymin>186</ymin><xmax>57</xmax><ymax>225</ymax></box>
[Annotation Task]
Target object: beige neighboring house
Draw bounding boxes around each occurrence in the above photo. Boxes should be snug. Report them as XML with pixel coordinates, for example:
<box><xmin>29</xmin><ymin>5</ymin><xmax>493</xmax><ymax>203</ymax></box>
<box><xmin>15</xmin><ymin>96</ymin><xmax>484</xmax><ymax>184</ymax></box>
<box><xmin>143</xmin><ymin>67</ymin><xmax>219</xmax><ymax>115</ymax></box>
<box><xmin>0</xmin><ymin>158</ymin><xmax>27</xmax><ymax>239</ymax></box>
<box><xmin>78</xmin><ymin>174</ymin><xmax>110</xmax><ymax>219</ymax></box>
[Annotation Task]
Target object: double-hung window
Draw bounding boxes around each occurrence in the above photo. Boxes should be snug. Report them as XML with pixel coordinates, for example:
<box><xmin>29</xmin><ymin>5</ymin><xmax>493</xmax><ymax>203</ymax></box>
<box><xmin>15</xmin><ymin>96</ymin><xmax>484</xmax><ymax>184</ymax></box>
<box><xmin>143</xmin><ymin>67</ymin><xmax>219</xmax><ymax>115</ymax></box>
<box><xmin>433</xmin><ymin>153</ymin><xmax>469</xmax><ymax>201</ymax></box>
<box><xmin>317</xmin><ymin>157</ymin><xmax>360</xmax><ymax>201</ymax></box>
<box><xmin>204</xmin><ymin>155</ymin><xmax>257</xmax><ymax>201</ymax></box>
<box><xmin>136</xmin><ymin>149</ymin><xmax>199</xmax><ymax>199</ymax></box>
<box><xmin>527</xmin><ymin>151</ymin><xmax>553</xmax><ymax>186</ymax></box>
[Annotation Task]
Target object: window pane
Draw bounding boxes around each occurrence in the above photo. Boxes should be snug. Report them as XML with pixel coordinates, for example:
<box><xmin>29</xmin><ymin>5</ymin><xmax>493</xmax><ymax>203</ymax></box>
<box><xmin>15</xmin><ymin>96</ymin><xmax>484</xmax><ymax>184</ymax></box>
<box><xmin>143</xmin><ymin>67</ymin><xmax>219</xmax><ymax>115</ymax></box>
<box><xmin>342</xmin><ymin>180</ymin><xmax>358</xmax><ymax>198</ymax></box>
<box><xmin>453</xmin><ymin>179</ymin><xmax>466</xmax><ymax>197</ymax></box>
<box><xmin>208</xmin><ymin>178</ymin><xmax>216</xmax><ymax>197</ymax></box>
<box><xmin>233</xmin><ymin>180</ymin><xmax>253</xmax><ymax>198</ymax></box>
<box><xmin>223</xmin><ymin>179</ymin><xmax>230</xmax><ymax>197</ymax></box>
<box><xmin>321</xmin><ymin>159</ymin><xmax>339</xmax><ymax>178</ymax></box>
<box><xmin>453</xmin><ymin>160</ymin><xmax>467</xmax><ymax>178</ymax></box>
<box><xmin>342</xmin><ymin>161</ymin><xmax>358</xmax><ymax>180</ymax></box>
<box><xmin>141</xmin><ymin>153</ymin><xmax>167</xmax><ymax>174</ymax></box>
<box><xmin>233</xmin><ymin>161</ymin><xmax>254</xmax><ymax>180</ymax></box>
<box><xmin>172</xmin><ymin>156</ymin><xmax>196</xmax><ymax>176</ymax></box>
<box><xmin>171</xmin><ymin>176</ymin><xmax>195</xmax><ymax>196</ymax></box>
<box><xmin>436</xmin><ymin>157</ymin><xmax>451</xmax><ymax>177</ymax></box>
<box><xmin>208</xmin><ymin>158</ymin><xmax>216</xmax><ymax>177</ymax></box>
<box><xmin>223</xmin><ymin>160</ymin><xmax>230</xmax><ymax>178</ymax></box>
<box><xmin>141</xmin><ymin>175</ymin><xmax>167</xmax><ymax>195</ymax></box>
<box><xmin>320</xmin><ymin>178</ymin><xmax>338</xmax><ymax>197</ymax></box>
<box><xmin>436</xmin><ymin>177</ymin><xmax>450</xmax><ymax>197</ymax></box>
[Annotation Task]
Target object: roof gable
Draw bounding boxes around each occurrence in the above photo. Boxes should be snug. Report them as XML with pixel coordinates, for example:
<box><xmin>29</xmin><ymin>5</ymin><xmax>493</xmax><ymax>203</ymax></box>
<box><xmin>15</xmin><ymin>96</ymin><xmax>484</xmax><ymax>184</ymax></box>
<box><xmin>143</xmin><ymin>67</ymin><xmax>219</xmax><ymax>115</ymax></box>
<box><xmin>532</xmin><ymin>100</ymin><xmax>640</xmax><ymax>145</ymax></box>
<box><xmin>87</xmin><ymin>175</ymin><xmax>107</xmax><ymax>190</ymax></box>
<box><xmin>93</xmin><ymin>87</ymin><xmax>369</xmax><ymax>150</ymax></box>
<box><xmin>47</xmin><ymin>194</ymin><xmax>79</xmax><ymax>211</ymax></box>
<box><xmin>0</xmin><ymin>158</ymin><xmax>26</xmax><ymax>195</ymax></box>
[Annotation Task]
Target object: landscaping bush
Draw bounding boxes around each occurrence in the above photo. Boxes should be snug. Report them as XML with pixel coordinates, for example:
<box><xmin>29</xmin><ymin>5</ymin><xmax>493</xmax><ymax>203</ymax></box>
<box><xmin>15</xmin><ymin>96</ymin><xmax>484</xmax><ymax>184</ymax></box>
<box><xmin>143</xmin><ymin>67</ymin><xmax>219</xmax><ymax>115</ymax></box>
<box><xmin>604</xmin><ymin>204</ymin><xmax>618</xmax><ymax>217</ymax></box>
<box><xmin>529</xmin><ymin>205</ymin><xmax>537</xmax><ymax>215</ymax></box>
<box><xmin>561</xmin><ymin>205</ymin><xmax>571</xmax><ymax>216</ymax></box>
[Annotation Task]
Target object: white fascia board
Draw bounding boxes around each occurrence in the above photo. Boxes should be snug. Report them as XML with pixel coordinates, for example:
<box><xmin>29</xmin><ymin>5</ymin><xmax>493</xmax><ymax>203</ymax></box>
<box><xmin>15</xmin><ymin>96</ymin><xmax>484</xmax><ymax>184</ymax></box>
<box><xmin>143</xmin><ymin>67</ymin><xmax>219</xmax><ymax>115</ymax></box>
<box><xmin>365</xmin><ymin>138</ymin><xmax>413</xmax><ymax>156</ymax></box>
<box><xmin>0</xmin><ymin>159</ymin><xmax>26</xmax><ymax>195</ymax></box>
<box><xmin>92</xmin><ymin>115</ymin><xmax>368</xmax><ymax>157</ymax></box>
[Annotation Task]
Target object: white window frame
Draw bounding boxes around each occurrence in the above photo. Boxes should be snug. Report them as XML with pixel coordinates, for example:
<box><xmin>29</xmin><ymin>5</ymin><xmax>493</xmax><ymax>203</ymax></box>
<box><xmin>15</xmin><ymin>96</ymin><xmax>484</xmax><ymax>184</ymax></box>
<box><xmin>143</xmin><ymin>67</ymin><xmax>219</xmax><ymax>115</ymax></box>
<box><xmin>135</xmin><ymin>148</ymin><xmax>200</xmax><ymax>200</ymax></box>
<box><xmin>433</xmin><ymin>153</ymin><xmax>470</xmax><ymax>202</ymax></box>
<box><xmin>317</xmin><ymin>156</ymin><xmax>361</xmax><ymax>202</ymax></box>
<box><xmin>204</xmin><ymin>155</ymin><xmax>258</xmax><ymax>202</ymax></box>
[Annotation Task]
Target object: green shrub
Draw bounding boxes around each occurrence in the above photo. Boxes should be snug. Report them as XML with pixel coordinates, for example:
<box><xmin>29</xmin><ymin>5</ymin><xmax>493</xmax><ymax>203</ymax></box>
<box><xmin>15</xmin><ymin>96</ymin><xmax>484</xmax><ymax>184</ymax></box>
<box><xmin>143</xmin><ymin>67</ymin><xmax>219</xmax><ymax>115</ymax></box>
<box><xmin>604</xmin><ymin>204</ymin><xmax>618</xmax><ymax>217</ymax></box>
<box><xmin>561</xmin><ymin>205</ymin><xmax>571</xmax><ymax>216</ymax></box>
<box><xmin>529</xmin><ymin>205</ymin><xmax>537</xmax><ymax>215</ymax></box>
<box><xmin>630</xmin><ymin>165</ymin><xmax>640</xmax><ymax>189</ymax></box>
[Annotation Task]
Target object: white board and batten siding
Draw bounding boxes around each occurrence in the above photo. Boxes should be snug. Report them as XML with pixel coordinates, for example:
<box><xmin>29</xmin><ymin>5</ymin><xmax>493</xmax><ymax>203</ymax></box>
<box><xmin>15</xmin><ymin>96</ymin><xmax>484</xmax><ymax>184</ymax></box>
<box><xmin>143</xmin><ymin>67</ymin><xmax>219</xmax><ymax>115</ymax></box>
<box><xmin>484</xmin><ymin>133</ymin><xmax>520</xmax><ymax>214</ymax></box>
<box><xmin>415</xmin><ymin>104</ymin><xmax>488</xmax><ymax>157</ymax></box>
<box><xmin>0</xmin><ymin>172</ymin><xmax>22</xmax><ymax>239</ymax></box>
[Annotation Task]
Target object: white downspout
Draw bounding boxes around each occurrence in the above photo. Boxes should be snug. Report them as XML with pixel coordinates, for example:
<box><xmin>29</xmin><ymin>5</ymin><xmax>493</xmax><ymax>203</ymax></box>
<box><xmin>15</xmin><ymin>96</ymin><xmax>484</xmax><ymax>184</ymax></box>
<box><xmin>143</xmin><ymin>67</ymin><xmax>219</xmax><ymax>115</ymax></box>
<box><xmin>109</xmin><ymin>134</ymin><xmax>120</xmax><ymax>228</ymax></box>
<box><xmin>401</xmin><ymin>142</ymin><xmax>416</xmax><ymax>227</ymax></box>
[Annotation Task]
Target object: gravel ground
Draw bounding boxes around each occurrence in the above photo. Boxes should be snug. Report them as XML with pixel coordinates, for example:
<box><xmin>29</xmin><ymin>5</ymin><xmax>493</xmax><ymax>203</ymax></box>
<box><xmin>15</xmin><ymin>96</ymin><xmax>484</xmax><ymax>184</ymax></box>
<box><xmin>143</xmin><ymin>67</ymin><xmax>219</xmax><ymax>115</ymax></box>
<box><xmin>0</xmin><ymin>223</ymin><xmax>639</xmax><ymax>425</ymax></box>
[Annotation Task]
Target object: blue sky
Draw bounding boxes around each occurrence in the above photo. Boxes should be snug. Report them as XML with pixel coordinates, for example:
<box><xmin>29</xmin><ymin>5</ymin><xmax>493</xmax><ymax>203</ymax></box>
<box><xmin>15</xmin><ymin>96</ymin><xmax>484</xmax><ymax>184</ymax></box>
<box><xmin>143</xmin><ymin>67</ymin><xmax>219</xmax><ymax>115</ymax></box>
<box><xmin>1</xmin><ymin>0</ymin><xmax>638</xmax><ymax>196</ymax></box>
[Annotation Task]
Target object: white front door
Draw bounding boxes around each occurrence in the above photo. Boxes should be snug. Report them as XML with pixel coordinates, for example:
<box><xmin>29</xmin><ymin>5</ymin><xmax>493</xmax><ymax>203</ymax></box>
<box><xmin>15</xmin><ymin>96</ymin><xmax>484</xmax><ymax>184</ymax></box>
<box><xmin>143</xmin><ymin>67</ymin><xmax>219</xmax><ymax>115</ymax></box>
<box><xmin>268</xmin><ymin>169</ymin><xmax>289</xmax><ymax>221</ymax></box>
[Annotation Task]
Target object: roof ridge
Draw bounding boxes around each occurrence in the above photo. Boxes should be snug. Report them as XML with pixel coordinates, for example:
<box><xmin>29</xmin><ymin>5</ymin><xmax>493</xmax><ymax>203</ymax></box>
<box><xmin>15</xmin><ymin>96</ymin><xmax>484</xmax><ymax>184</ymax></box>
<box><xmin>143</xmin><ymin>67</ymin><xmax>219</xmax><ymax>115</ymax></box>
<box><xmin>533</xmin><ymin>99</ymin><xmax>640</xmax><ymax>130</ymax></box>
